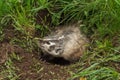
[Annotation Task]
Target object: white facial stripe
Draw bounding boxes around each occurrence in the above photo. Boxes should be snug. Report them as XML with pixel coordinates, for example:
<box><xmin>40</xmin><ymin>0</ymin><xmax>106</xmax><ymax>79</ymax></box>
<box><xmin>50</xmin><ymin>50</ymin><xmax>60</xmax><ymax>56</ymax></box>
<box><xmin>42</xmin><ymin>35</ymin><xmax>64</xmax><ymax>41</ymax></box>
<box><xmin>49</xmin><ymin>42</ymin><xmax>55</xmax><ymax>46</ymax></box>
<box><xmin>43</xmin><ymin>44</ymin><xmax>50</xmax><ymax>48</ymax></box>
<box><xmin>58</xmin><ymin>35</ymin><xmax>64</xmax><ymax>40</ymax></box>
<box><xmin>42</xmin><ymin>41</ymin><xmax>56</xmax><ymax>52</ymax></box>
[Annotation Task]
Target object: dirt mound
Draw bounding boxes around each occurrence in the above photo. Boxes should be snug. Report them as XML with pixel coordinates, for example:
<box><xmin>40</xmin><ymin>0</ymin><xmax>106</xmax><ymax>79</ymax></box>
<box><xmin>0</xmin><ymin>42</ymin><xmax>24</xmax><ymax>63</ymax></box>
<box><xmin>15</xmin><ymin>52</ymin><xmax>70</xmax><ymax>80</ymax></box>
<box><xmin>0</xmin><ymin>17</ymin><xmax>72</xmax><ymax>80</ymax></box>
<box><xmin>0</xmin><ymin>42</ymin><xmax>71</xmax><ymax>80</ymax></box>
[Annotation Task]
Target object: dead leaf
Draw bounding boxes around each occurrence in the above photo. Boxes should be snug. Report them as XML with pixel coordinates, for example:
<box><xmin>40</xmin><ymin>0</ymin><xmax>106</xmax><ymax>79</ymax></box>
<box><xmin>80</xmin><ymin>77</ymin><xmax>87</xmax><ymax>80</ymax></box>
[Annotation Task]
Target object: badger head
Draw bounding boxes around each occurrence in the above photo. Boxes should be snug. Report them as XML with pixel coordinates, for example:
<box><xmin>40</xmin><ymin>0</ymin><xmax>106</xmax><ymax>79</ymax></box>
<box><xmin>36</xmin><ymin>36</ymin><xmax>65</xmax><ymax>57</ymax></box>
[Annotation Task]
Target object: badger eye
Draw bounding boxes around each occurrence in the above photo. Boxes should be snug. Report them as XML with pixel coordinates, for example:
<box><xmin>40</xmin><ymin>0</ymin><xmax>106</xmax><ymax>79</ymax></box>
<box><xmin>48</xmin><ymin>45</ymin><xmax>55</xmax><ymax>52</ymax></box>
<box><xmin>50</xmin><ymin>45</ymin><xmax>55</xmax><ymax>50</ymax></box>
<box><xmin>46</xmin><ymin>41</ymin><xmax>50</xmax><ymax>45</ymax></box>
<box><xmin>56</xmin><ymin>49</ymin><xmax>61</xmax><ymax>53</ymax></box>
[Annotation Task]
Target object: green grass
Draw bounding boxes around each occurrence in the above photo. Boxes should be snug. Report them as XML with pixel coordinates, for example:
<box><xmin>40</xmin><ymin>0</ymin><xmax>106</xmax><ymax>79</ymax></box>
<box><xmin>0</xmin><ymin>0</ymin><xmax>120</xmax><ymax>80</ymax></box>
<box><xmin>0</xmin><ymin>0</ymin><xmax>51</xmax><ymax>37</ymax></box>
<box><xmin>70</xmin><ymin>63</ymin><xmax>120</xmax><ymax>80</ymax></box>
<box><xmin>0</xmin><ymin>53</ymin><xmax>21</xmax><ymax>80</ymax></box>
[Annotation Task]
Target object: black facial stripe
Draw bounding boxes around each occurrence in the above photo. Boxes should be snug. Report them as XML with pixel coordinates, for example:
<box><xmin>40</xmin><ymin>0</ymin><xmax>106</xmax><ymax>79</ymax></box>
<box><xmin>48</xmin><ymin>48</ymin><xmax>52</xmax><ymax>52</ymax></box>
<box><xmin>55</xmin><ymin>49</ymin><xmax>63</xmax><ymax>54</ymax></box>
<box><xmin>50</xmin><ymin>45</ymin><xmax>55</xmax><ymax>50</ymax></box>
<box><xmin>46</xmin><ymin>41</ymin><xmax>50</xmax><ymax>45</ymax></box>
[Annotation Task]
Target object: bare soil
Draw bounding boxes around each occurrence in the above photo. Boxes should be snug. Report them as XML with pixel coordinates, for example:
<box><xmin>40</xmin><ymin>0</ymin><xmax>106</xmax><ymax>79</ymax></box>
<box><xmin>15</xmin><ymin>50</ymin><xmax>71</xmax><ymax>80</ymax></box>
<box><xmin>0</xmin><ymin>42</ymin><xmax>71</xmax><ymax>80</ymax></box>
<box><xmin>0</xmin><ymin>27</ymin><xmax>72</xmax><ymax>80</ymax></box>
<box><xmin>0</xmin><ymin>10</ymin><xmax>73</xmax><ymax>80</ymax></box>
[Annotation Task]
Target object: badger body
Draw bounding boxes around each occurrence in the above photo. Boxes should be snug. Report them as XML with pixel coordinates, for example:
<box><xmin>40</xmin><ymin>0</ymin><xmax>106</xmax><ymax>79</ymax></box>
<box><xmin>37</xmin><ymin>22</ymin><xmax>89</xmax><ymax>62</ymax></box>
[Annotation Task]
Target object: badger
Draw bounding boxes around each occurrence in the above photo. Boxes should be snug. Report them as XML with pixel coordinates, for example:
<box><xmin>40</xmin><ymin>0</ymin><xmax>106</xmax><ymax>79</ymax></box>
<box><xmin>36</xmin><ymin>21</ymin><xmax>89</xmax><ymax>62</ymax></box>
